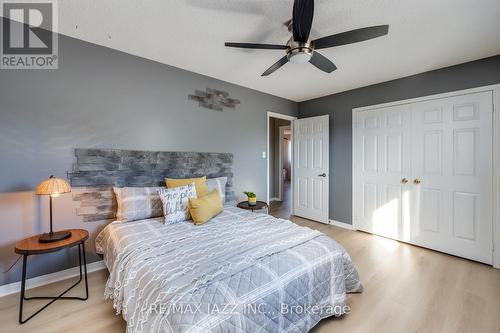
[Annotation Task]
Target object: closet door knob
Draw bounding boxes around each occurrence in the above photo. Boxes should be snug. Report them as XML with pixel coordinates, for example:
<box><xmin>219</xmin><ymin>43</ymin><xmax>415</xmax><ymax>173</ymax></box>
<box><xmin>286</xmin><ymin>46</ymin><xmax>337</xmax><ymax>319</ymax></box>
<box><xmin>318</xmin><ymin>173</ymin><xmax>327</xmax><ymax>177</ymax></box>
<box><xmin>413</xmin><ymin>179</ymin><xmax>421</xmax><ymax>185</ymax></box>
<box><xmin>401</xmin><ymin>178</ymin><xmax>408</xmax><ymax>184</ymax></box>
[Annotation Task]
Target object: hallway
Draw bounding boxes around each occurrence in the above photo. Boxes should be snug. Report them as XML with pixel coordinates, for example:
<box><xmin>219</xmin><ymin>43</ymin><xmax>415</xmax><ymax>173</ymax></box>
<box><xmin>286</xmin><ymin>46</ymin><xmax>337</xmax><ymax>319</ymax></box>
<box><xmin>269</xmin><ymin>180</ymin><xmax>291</xmax><ymax>219</ymax></box>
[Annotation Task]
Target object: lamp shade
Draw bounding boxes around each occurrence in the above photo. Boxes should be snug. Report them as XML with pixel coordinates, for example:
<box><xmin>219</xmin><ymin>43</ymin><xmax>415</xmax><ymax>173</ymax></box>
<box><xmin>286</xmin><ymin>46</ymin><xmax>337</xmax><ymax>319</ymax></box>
<box><xmin>35</xmin><ymin>175</ymin><xmax>71</xmax><ymax>196</ymax></box>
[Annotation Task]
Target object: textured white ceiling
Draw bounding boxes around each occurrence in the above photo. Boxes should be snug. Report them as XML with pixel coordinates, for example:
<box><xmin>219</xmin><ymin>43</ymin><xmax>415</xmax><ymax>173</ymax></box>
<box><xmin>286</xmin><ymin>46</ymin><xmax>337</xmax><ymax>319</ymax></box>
<box><xmin>58</xmin><ymin>0</ymin><xmax>500</xmax><ymax>102</ymax></box>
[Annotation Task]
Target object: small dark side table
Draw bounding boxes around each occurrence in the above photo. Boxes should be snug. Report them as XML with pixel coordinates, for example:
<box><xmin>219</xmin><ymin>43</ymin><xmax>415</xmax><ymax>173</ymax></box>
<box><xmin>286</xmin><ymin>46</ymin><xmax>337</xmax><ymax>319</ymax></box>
<box><xmin>14</xmin><ymin>229</ymin><xmax>89</xmax><ymax>324</ymax></box>
<box><xmin>237</xmin><ymin>200</ymin><xmax>269</xmax><ymax>213</ymax></box>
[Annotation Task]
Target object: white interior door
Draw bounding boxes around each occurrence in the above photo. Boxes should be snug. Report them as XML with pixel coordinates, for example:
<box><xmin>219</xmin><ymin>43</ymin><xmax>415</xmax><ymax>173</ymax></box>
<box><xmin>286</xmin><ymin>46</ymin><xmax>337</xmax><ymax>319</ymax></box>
<box><xmin>293</xmin><ymin>115</ymin><xmax>329</xmax><ymax>223</ymax></box>
<box><xmin>411</xmin><ymin>91</ymin><xmax>493</xmax><ymax>264</ymax></box>
<box><xmin>353</xmin><ymin>105</ymin><xmax>411</xmax><ymax>240</ymax></box>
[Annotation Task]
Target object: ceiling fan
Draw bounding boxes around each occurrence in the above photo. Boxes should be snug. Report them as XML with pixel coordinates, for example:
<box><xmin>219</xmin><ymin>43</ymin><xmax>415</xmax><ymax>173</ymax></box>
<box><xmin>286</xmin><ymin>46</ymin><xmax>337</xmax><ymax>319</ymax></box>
<box><xmin>225</xmin><ymin>0</ymin><xmax>389</xmax><ymax>76</ymax></box>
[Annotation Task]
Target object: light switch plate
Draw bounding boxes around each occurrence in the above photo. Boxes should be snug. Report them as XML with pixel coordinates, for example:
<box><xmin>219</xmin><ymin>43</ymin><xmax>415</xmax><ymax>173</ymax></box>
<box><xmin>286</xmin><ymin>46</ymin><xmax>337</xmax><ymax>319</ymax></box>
<box><xmin>262</xmin><ymin>151</ymin><xmax>266</xmax><ymax>159</ymax></box>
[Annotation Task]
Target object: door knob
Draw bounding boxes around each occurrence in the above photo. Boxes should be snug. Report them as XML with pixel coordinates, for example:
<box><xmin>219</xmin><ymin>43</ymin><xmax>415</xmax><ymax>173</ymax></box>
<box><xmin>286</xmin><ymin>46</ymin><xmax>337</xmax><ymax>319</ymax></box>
<box><xmin>401</xmin><ymin>178</ymin><xmax>408</xmax><ymax>184</ymax></box>
<box><xmin>318</xmin><ymin>173</ymin><xmax>327</xmax><ymax>177</ymax></box>
<box><xmin>413</xmin><ymin>179</ymin><xmax>421</xmax><ymax>185</ymax></box>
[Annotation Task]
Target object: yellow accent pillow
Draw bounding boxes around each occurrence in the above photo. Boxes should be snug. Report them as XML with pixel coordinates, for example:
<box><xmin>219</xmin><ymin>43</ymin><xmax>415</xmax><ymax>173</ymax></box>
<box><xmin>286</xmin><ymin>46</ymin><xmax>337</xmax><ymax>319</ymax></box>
<box><xmin>166</xmin><ymin>176</ymin><xmax>208</xmax><ymax>197</ymax></box>
<box><xmin>189</xmin><ymin>190</ymin><xmax>223</xmax><ymax>225</ymax></box>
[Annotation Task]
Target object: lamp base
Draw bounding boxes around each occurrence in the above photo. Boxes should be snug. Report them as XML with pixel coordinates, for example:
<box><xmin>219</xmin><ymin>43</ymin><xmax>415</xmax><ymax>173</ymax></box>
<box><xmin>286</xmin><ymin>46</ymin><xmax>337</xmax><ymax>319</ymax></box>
<box><xmin>38</xmin><ymin>231</ymin><xmax>72</xmax><ymax>243</ymax></box>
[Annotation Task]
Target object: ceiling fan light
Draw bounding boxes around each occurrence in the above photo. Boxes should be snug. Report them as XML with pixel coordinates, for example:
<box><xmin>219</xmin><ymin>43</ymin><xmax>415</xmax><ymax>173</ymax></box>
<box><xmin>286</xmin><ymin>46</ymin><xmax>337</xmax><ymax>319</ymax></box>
<box><xmin>288</xmin><ymin>52</ymin><xmax>312</xmax><ymax>64</ymax></box>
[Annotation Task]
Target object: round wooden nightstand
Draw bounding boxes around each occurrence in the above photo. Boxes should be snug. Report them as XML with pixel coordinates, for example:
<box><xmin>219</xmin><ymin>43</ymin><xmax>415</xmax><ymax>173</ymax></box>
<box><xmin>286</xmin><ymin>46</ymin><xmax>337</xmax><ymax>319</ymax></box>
<box><xmin>15</xmin><ymin>229</ymin><xmax>89</xmax><ymax>324</ymax></box>
<box><xmin>237</xmin><ymin>200</ymin><xmax>269</xmax><ymax>213</ymax></box>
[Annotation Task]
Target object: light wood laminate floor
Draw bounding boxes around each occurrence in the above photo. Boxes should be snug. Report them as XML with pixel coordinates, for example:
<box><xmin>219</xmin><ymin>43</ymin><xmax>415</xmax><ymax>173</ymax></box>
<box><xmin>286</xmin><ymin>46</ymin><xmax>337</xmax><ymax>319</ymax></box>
<box><xmin>269</xmin><ymin>180</ymin><xmax>292</xmax><ymax>220</ymax></box>
<box><xmin>2</xmin><ymin>212</ymin><xmax>499</xmax><ymax>333</ymax></box>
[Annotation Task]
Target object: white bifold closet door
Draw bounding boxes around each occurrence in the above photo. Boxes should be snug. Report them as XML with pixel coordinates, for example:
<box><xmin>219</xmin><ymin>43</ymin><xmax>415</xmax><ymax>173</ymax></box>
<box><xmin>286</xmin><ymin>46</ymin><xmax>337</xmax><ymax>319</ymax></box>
<box><xmin>410</xmin><ymin>92</ymin><xmax>493</xmax><ymax>264</ymax></box>
<box><xmin>353</xmin><ymin>91</ymin><xmax>493</xmax><ymax>264</ymax></box>
<box><xmin>353</xmin><ymin>104</ymin><xmax>411</xmax><ymax>240</ymax></box>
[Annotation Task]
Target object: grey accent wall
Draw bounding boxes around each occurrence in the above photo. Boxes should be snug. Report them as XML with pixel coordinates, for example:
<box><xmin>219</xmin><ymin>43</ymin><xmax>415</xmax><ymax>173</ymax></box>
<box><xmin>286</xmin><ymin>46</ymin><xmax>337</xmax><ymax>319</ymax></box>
<box><xmin>299</xmin><ymin>55</ymin><xmax>500</xmax><ymax>224</ymax></box>
<box><xmin>0</xmin><ymin>22</ymin><xmax>297</xmax><ymax>286</ymax></box>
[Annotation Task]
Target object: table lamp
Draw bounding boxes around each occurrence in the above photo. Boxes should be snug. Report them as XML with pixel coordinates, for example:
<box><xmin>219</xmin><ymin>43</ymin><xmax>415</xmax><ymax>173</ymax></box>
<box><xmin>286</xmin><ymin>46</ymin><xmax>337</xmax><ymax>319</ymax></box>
<box><xmin>35</xmin><ymin>175</ymin><xmax>72</xmax><ymax>243</ymax></box>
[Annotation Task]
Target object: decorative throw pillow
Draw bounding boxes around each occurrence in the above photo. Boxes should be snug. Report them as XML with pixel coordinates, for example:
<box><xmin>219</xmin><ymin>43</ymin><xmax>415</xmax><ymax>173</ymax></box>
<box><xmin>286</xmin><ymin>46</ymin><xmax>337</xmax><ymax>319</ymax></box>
<box><xmin>113</xmin><ymin>186</ymin><xmax>164</xmax><ymax>222</ymax></box>
<box><xmin>206</xmin><ymin>177</ymin><xmax>227</xmax><ymax>204</ymax></box>
<box><xmin>166</xmin><ymin>176</ymin><xmax>208</xmax><ymax>197</ymax></box>
<box><xmin>189</xmin><ymin>189</ymin><xmax>223</xmax><ymax>225</ymax></box>
<box><xmin>158</xmin><ymin>183</ymin><xmax>197</xmax><ymax>224</ymax></box>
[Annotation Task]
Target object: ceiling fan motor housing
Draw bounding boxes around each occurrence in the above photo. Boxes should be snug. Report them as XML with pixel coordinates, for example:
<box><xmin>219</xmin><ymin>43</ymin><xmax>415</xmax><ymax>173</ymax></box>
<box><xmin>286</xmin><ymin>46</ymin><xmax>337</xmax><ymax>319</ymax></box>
<box><xmin>286</xmin><ymin>38</ymin><xmax>313</xmax><ymax>64</ymax></box>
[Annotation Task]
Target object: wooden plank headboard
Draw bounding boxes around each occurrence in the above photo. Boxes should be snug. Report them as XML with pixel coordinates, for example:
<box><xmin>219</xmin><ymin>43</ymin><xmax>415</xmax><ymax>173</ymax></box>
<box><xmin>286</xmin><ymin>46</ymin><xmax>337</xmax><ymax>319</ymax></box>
<box><xmin>69</xmin><ymin>148</ymin><xmax>234</xmax><ymax>222</ymax></box>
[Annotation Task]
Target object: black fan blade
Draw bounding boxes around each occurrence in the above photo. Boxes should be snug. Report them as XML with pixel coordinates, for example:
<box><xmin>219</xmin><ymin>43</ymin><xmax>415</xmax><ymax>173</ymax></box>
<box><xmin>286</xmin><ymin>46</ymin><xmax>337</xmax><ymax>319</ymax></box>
<box><xmin>292</xmin><ymin>0</ymin><xmax>314</xmax><ymax>43</ymax></box>
<box><xmin>309</xmin><ymin>52</ymin><xmax>337</xmax><ymax>73</ymax></box>
<box><xmin>313</xmin><ymin>25</ymin><xmax>389</xmax><ymax>49</ymax></box>
<box><xmin>225</xmin><ymin>42</ymin><xmax>287</xmax><ymax>50</ymax></box>
<box><xmin>261</xmin><ymin>56</ymin><xmax>289</xmax><ymax>76</ymax></box>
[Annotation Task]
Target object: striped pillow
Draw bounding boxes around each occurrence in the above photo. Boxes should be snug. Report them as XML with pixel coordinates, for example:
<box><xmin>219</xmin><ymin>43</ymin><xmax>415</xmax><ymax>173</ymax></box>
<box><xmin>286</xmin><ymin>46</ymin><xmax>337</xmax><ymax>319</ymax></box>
<box><xmin>206</xmin><ymin>177</ymin><xmax>227</xmax><ymax>204</ymax></box>
<box><xmin>113</xmin><ymin>186</ymin><xmax>164</xmax><ymax>222</ymax></box>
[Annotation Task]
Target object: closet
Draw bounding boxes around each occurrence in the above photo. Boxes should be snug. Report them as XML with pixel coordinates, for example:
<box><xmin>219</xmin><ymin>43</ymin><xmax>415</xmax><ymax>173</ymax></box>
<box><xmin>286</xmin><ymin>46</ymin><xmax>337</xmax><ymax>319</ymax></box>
<box><xmin>353</xmin><ymin>90</ymin><xmax>493</xmax><ymax>264</ymax></box>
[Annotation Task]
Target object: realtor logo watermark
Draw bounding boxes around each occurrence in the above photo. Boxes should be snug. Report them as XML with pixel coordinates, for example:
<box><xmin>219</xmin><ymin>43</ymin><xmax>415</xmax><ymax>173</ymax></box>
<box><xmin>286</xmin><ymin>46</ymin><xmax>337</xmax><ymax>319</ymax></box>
<box><xmin>149</xmin><ymin>302</ymin><xmax>351</xmax><ymax>317</ymax></box>
<box><xmin>1</xmin><ymin>0</ymin><xmax>58</xmax><ymax>69</ymax></box>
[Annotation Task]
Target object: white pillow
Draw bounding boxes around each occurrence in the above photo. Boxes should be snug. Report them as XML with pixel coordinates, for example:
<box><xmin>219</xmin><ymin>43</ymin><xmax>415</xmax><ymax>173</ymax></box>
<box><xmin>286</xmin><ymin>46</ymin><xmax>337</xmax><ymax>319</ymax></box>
<box><xmin>113</xmin><ymin>186</ymin><xmax>164</xmax><ymax>222</ymax></box>
<box><xmin>158</xmin><ymin>183</ymin><xmax>197</xmax><ymax>224</ymax></box>
<box><xmin>206</xmin><ymin>177</ymin><xmax>227</xmax><ymax>204</ymax></box>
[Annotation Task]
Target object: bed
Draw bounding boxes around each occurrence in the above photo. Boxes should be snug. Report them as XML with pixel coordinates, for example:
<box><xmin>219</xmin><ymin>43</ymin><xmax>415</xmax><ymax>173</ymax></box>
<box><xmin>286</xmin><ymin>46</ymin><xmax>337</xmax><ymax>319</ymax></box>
<box><xmin>95</xmin><ymin>206</ymin><xmax>362</xmax><ymax>333</ymax></box>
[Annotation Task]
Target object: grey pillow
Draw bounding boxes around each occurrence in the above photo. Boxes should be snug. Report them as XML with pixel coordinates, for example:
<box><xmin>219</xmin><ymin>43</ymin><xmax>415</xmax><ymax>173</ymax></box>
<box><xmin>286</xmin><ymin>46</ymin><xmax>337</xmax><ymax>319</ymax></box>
<box><xmin>113</xmin><ymin>186</ymin><xmax>164</xmax><ymax>222</ymax></box>
<box><xmin>206</xmin><ymin>177</ymin><xmax>227</xmax><ymax>204</ymax></box>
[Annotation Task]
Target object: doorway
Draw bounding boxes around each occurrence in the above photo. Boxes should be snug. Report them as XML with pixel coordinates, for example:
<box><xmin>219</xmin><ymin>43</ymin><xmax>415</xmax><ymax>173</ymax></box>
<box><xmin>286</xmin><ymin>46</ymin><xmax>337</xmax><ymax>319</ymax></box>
<box><xmin>267</xmin><ymin>112</ymin><xmax>296</xmax><ymax>219</ymax></box>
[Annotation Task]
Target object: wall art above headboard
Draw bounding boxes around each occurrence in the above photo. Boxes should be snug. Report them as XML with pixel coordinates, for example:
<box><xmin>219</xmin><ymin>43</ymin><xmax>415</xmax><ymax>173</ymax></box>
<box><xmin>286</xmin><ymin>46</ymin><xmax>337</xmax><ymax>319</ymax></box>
<box><xmin>188</xmin><ymin>88</ymin><xmax>240</xmax><ymax>111</ymax></box>
<box><xmin>69</xmin><ymin>148</ymin><xmax>234</xmax><ymax>222</ymax></box>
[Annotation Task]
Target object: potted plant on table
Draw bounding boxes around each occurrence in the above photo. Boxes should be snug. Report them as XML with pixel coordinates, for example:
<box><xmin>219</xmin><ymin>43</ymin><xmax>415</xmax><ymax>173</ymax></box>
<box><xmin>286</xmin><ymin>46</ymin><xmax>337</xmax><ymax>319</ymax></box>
<box><xmin>243</xmin><ymin>191</ymin><xmax>257</xmax><ymax>206</ymax></box>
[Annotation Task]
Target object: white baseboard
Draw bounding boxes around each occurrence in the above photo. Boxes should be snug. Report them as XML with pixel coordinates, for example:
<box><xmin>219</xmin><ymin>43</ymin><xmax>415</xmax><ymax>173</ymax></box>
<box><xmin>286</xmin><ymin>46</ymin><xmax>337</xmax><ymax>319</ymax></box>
<box><xmin>0</xmin><ymin>260</ymin><xmax>106</xmax><ymax>298</ymax></box>
<box><xmin>329</xmin><ymin>219</ymin><xmax>354</xmax><ymax>230</ymax></box>
<box><xmin>269</xmin><ymin>197</ymin><xmax>280</xmax><ymax>202</ymax></box>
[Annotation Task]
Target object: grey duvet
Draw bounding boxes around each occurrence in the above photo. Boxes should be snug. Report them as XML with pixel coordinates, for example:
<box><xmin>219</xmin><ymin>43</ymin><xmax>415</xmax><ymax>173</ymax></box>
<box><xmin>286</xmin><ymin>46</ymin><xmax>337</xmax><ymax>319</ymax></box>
<box><xmin>95</xmin><ymin>206</ymin><xmax>362</xmax><ymax>333</ymax></box>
